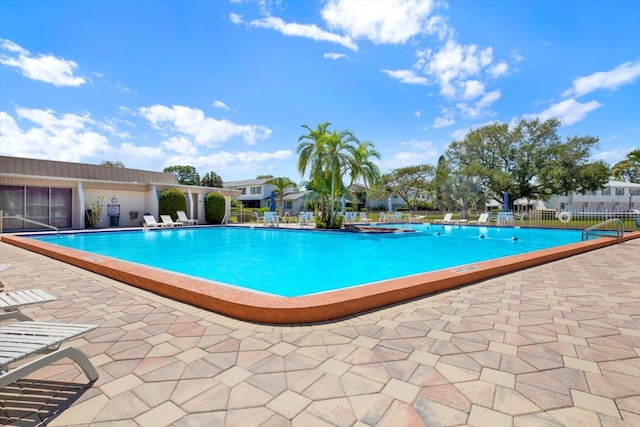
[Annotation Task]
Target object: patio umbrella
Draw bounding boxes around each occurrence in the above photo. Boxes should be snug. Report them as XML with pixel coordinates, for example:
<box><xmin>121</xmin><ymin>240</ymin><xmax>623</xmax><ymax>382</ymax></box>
<box><xmin>341</xmin><ymin>197</ymin><xmax>346</xmax><ymax>214</ymax></box>
<box><xmin>269</xmin><ymin>191</ymin><xmax>276</xmax><ymax>212</ymax></box>
<box><xmin>503</xmin><ymin>191</ymin><xmax>510</xmax><ymax>212</ymax></box>
<box><xmin>388</xmin><ymin>197</ymin><xmax>393</xmax><ymax>213</ymax></box>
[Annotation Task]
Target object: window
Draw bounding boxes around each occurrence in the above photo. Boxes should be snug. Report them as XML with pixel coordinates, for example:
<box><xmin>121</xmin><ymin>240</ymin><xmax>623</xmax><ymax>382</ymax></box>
<box><xmin>632</xmin><ymin>189</ymin><xmax>640</xmax><ymax>196</ymax></box>
<box><xmin>615</xmin><ymin>188</ymin><xmax>625</xmax><ymax>196</ymax></box>
<box><xmin>240</xmin><ymin>188</ymin><xmax>246</xmax><ymax>195</ymax></box>
<box><xmin>250</xmin><ymin>186</ymin><xmax>262</xmax><ymax>195</ymax></box>
<box><xmin>602</xmin><ymin>188</ymin><xmax>611</xmax><ymax>196</ymax></box>
<box><xmin>285</xmin><ymin>201</ymin><xmax>293</xmax><ymax>210</ymax></box>
<box><xmin>0</xmin><ymin>186</ymin><xmax>72</xmax><ymax>230</ymax></box>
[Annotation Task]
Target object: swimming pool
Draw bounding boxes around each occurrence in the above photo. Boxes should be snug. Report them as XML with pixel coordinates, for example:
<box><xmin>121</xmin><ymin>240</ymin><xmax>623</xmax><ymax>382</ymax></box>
<box><xmin>32</xmin><ymin>225</ymin><xmax>584</xmax><ymax>297</ymax></box>
<box><xmin>4</xmin><ymin>225</ymin><xmax>634</xmax><ymax>323</ymax></box>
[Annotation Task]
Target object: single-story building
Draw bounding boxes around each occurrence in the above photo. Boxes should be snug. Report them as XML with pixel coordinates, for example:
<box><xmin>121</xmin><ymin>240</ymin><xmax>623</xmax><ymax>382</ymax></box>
<box><xmin>0</xmin><ymin>156</ymin><xmax>239</xmax><ymax>232</ymax></box>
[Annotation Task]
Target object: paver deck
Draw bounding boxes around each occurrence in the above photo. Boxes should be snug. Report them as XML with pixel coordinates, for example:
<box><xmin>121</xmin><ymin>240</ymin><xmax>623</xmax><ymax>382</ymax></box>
<box><xmin>0</xmin><ymin>238</ymin><xmax>638</xmax><ymax>426</ymax></box>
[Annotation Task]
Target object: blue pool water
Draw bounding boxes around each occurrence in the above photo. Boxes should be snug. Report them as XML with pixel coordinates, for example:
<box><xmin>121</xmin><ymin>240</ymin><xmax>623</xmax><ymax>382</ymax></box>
<box><xmin>32</xmin><ymin>225</ymin><xmax>585</xmax><ymax>297</ymax></box>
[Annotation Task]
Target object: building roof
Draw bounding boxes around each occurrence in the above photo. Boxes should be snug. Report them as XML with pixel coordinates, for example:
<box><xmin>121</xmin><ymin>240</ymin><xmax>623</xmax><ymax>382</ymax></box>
<box><xmin>223</xmin><ymin>178</ymin><xmax>271</xmax><ymax>188</ymax></box>
<box><xmin>0</xmin><ymin>156</ymin><xmax>179</xmax><ymax>185</ymax></box>
<box><xmin>606</xmin><ymin>180</ymin><xmax>640</xmax><ymax>188</ymax></box>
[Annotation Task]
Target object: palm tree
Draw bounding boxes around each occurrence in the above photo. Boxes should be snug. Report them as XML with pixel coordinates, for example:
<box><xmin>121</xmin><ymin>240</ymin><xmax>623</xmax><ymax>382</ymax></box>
<box><xmin>442</xmin><ymin>175</ymin><xmax>487</xmax><ymax>219</ymax></box>
<box><xmin>297</xmin><ymin>122</ymin><xmax>368</xmax><ymax>228</ymax></box>
<box><xmin>265</xmin><ymin>177</ymin><xmax>298</xmax><ymax>213</ymax></box>
<box><xmin>612</xmin><ymin>148</ymin><xmax>640</xmax><ymax>183</ymax></box>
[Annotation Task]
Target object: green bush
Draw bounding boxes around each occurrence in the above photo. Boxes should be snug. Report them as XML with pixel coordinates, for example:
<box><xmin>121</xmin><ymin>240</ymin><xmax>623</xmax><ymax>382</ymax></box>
<box><xmin>159</xmin><ymin>188</ymin><xmax>187</xmax><ymax>221</ymax></box>
<box><xmin>205</xmin><ymin>192</ymin><xmax>225</xmax><ymax>224</ymax></box>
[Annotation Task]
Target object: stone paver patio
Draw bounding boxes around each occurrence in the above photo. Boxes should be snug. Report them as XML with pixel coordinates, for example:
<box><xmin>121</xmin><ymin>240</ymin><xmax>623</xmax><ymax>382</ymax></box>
<box><xmin>0</xmin><ymin>237</ymin><xmax>639</xmax><ymax>426</ymax></box>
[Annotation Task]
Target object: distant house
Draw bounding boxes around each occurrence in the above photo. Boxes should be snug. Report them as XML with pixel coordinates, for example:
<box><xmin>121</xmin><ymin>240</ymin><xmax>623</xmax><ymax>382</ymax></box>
<box><xmin>0</xmin><ymin>156</ymin><xmax>239</xmax><ymax>231</ymax></box>
<box><xmin>545</xmin><ymin>180</ymin><xmax>640</xmax><ymax>211</ymax></box>
<box><xmin>222</xmin><ymin>178</ymin><xmax>312</xmax><ymax>213</ymax></box>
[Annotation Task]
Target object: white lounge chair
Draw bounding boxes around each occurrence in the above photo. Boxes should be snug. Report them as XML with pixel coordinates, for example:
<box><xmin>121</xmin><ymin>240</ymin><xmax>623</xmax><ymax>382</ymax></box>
<box><xmin>299</xmin><ymin>212</ymin><xmax>313</xmax><ymax>226</ymax></box>
<box><xmin>254</xmin><ymin>212</ymin><xmax>264</xmax><ymax>223</ymax></box>
<box><xmin>344</xmin><ymin>212</ymin><xmax>356</xmax><ymax>223</ymax></box>
<box><xmin>393</xmin><ymin>212</ymin><xmax>403</xmax><ymax>222</ymax></box>
<box><xmin>176</xmin><ymin>211</ymin><xmax>198</xmax><ymax>226</ymax></box>
<box><xmin>263</xmin><ymin>212</ymin><xmax>279</xmax><ymax>228</ymax></box>
<box><xmin>496</xmin><ymin>212</ymin><xmax>514</xmax><ymax>225</ymax></box>
<box><xmin>1</xmin><ymin>289</ymin><xmax>57</xmax><ymax>321</ymax></box>
<box><xmin>379</xmin><ymin>212</ymin><xmax>389</xmax><ymax>222</ymax></box>
<box><xmin>143</xmin><ymin>215</ymin><xmax>168</xmax><ymax>228</ymax></box>
<box><xmin>358</xmin><ymin>212</ymin><xmax>372</xmax><ymax>222</ymax></box>
<box><xmin>0</xmin><ymin>320</ymin><xmax>98</xmax><ymax>388</ymax></box>
<box><xmin>433</xmin><ymin>213</ymin><xmax>453</xmax><ymax>224</ymax></box>
<box><xmin>468</xmin><ymin>213</ymin><xmax>490</xmax><ymax>225</ymax></box>
<box><xmin>161</xmin><ymin>215</ymin><xmax>183</xmax><ymax>227</ymax></box>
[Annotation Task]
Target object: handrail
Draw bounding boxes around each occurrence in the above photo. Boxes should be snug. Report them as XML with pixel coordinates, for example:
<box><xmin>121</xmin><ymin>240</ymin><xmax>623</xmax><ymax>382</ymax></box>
<box><xmin>1</xmin><ymin>215</ymin><xmax>60</xmax><ymax>236</ymax></box>
<box><xmin>581</xmin><ymin>218</ymin><xmax>624</xmax><ymax>243</ymax></box>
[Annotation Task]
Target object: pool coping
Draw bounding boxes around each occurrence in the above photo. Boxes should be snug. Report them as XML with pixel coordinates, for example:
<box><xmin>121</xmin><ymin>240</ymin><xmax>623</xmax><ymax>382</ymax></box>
<box><xmin>2</xmin><ymin>230</ymin><xmax>639</xmax><ymax>324</ymax></box>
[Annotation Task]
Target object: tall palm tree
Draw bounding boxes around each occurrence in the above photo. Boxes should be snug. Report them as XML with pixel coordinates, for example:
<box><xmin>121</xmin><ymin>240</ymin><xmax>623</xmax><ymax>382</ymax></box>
<box><xmin>612</xmin><ymin>148</ymin><xmax>640</xmax><ymax>183</ymax></box>
<box><xmin>349</xmin><ymin>140</ymin><xmax>381</xmax><ymax>189</ymax></box>
<box><xmin>265</xmin><ymin>177</ymin><xmax>298</xmax><ymax>213</ymax></box>
<box><xmin>297</xmin><ymin>123</ymin><xmax>363</xmax><ymax>227</ymax></box>
<box><xmin>442</xmin><ymin>175</ymin><xmax>487</xmax><ymax>219</ymax></box>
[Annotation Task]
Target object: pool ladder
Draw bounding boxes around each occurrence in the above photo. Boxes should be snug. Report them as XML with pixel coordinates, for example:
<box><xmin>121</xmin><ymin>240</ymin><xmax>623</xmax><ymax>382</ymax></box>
<box><xmin>581</xmin><ymin>218</ymin><xmax>624</xmax><ymax>244</ymax></box>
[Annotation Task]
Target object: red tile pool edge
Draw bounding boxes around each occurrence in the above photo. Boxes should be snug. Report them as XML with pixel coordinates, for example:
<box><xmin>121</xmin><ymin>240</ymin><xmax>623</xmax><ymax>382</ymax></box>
<box><xmin>2</xmin><ymin>232</ymin><xmax>639</xmax><ymax>324</ymax></box>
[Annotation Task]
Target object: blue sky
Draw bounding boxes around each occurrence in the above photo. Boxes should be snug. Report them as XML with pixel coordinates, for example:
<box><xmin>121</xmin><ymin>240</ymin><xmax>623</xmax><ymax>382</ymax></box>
<box><xmin>1</xmin><ymin>0</ymin><xmax>639</xmax><ymax>184</ymax></box>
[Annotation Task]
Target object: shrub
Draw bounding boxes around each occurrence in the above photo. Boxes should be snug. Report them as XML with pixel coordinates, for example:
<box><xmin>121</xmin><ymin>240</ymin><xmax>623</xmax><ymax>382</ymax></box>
<box><xmin>159</xmin><ymin>188</ymin><xmax>187</xmax><ymax>221</ymax></box>
<box><xmin>205</xmin><ymin>192</ymin><xmax>225</xmax><ymax>224</ymax></box>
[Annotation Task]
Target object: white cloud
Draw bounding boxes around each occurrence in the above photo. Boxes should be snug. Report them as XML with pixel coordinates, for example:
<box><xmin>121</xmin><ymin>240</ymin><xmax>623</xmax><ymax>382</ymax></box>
<box><xmin>487</xmin><ymin>61</ymin><xmax>509</xmax><ymax>78</ymax></box>
<box><xmin>212</xmin><ymin>100</ymin><xmax>230</xmax><ymax>110</ymax></box>
<box><xmin>324</xmin><ymin>52</ymin><xmax>349</xmax><ymax>60</ymax></box>
<box><xmin>524</xmin><ymin>98</ymin><xmax>602</xmax><ymax>126</ymax></box>
<box><xmin>321</xmin><ymin>0</ymin><xmax>441</xmax><ymax>45</ymax></box>
<box><xmin>381</xmin><ymin>69</ymin><xmax>429</xmax><ymax>85</ymax></box>
<box><xmin>563</xmin><ymin>60</ymin><xmax>640</xmax><ymax>98</ymax></box>
<box><xmin>247</xmin><ymin>16</ymin><xmax>358</xmax><ymax>51</ymax></box>
<box><xmin>138</xmin><ymin>104</ymin><xmax>271</xmax><ymax>146</ymax></box>
<box><xmin>419</xmin><ymin>40</ymin><xmax>494</xmax><ymax>98</ymax></box>
<box><xmin>379</xmin><ymin>139</ymin><xmax>438</xmax><ymax>169</ymax></box>
<box><xmin>433</xmin><ymin>112</ymin><xmax>455</xmax><ymax>129</ymax></box>
<box><xmin>0</xmin><ymin>39</ymin><xmax>85</xmax><ymax>87</ymax></box>
<box><xmin>462</xmin><ymin>80</ymin><xmax>485</xmax><ymax>100</ymax></box>
<box><xmin>414</xmin><ymin>110</ymin><xmax>422</xmax><ymax>117</ymax></box>
<box><xmin>510</xmin><ymin>49</ymin><xmax>524</xmax><ymax>62</ymax></box>
<box><xmin>0</xmin><ymin>109</ymin><xmax>108</xmax><ymax>161</ymax></box>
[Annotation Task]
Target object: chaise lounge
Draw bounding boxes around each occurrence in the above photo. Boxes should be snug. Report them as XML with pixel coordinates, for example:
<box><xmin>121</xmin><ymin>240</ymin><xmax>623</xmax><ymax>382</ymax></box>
<box><xmin>0</xmin><ymin>318</ymin><xmax>98</xmax><ymax>388</ymax></box>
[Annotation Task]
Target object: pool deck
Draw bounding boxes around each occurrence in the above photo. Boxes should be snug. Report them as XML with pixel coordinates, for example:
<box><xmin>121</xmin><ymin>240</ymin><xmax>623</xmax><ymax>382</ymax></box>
<box><xmin>1</xmin><ymin>237</ymin><xmax>639</xmax><ymax>426</ymax></box>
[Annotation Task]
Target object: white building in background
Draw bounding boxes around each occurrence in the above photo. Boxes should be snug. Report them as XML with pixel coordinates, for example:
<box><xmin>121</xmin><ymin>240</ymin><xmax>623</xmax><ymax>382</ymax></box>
<box><xmin>540</xmin><ymin>181</ymin><xmax>640</xmax><ymax>211</ymax></box>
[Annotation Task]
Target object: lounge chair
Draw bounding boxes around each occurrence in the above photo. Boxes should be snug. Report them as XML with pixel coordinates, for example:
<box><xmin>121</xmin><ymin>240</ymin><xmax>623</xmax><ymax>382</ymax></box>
<box><xmin>344</xmin><ymin>212</ymin><xmax>356</xmax><ymax>223</ymax></box>
<box><xmin>496</xmin><ymin>212</ymin><xmax>514</xmax><ymax>225</ymax></box>
<box><xmin>358</xmin><ymin>212</ymin><xmax>372</xmax><ymax>222</ymax></box>
<box><xmin>264</xmin><ymin>212</ymin><xmax>279</xmax><ymax>228</ymax></box>
<box><xmin>379</xmin><ymin>212</ymin><xmax>389</xmax><ymax>222</ymax></box>
<box><xmin>393</xmin><ymin>212</ymin><xmax>403</xmax><ymax>222</ymax></box>
<box><xmin>176</xmin><ymin>211</ymin><xmax>198</xmax><ymax>226</ymax></box>
<box><xmin>468</xmin><ymin>213</ymin><xmax>490</xmax><ymax>225</ymax></box>
<box><xmin>1</xmin><ymin>289</ymin><xmax>58</xmax><ymax>321</ymax></box>
<box><xmin>299</xmin><ymin>212</ymin><xmax>312</xmax><ymax>226</ymax></box>
<box><xmin>143</xmin><ymin>215</ymin><xmax>168</xmax><ymax>228</ymax></box>
<box><xmin>160</xmin><ymin>215</ymin><xmax>183</xmax><ymax>227</ymax></box>
<box><xmin>433</xmin><ymin>213</ymin><xmax>453</xmax><ymax>224</ymax></box>
<box><xmin>0</xmin><ymin>320</ymin><xmax>98</xmax><ymax>388</ymax></box>
<box><xmin>254</xmin><ymin>212</ymin><xmax>264</xmax><ymax>223</ymax></box>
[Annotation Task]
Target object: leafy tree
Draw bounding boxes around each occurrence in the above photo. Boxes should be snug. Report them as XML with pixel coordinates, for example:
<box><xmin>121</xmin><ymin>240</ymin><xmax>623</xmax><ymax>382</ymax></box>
<box><xmin>101</xmin><ymin>160</ymin><xmax>126</xmax><ymax>168</ymax></box>
<box><xmin>446</xmin><ymin>117</ymin><xmax>606</xmax><ymax>209</ymax></box>
<box><xmin>265</xmin><ymin>177</ymin><xmax>298</xmax><ymax>213</ymax></box>
<box><xmin>201</xmin><ymin>171</ymin><xmax>223</xmax><ymax>187</ymax></box>
<box><xmin>256</xmin><ymin>174</ymin><xmax>274</xmax><ymax>179</ymax></box>
<box><xmin>434</xmin><ymin>155</ymin><xmax>450</xmax><ymax>209</ymax></box>
<box><xmin>441</xmin><ymin>175</ymin><xmax>486</xmax><ymax>218</ymax></box>
<box><xmin>612</xmin><ymin>149</ymin><xmax>640</xmax><ymax>183</ymax></box>
<box><xmin>382</xmin><ymin>164</ymin><xmax>435</xmax><ymax>212</ymax></box>
<box><xmin>163</xmin><ymin>165</ymin><xmax>200</xmax><ymax>185</ymax></box>
<box><xmin>298</xmin><ymin>122</ymin><xmax>378</xmax><ymax>228</ymax></box>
